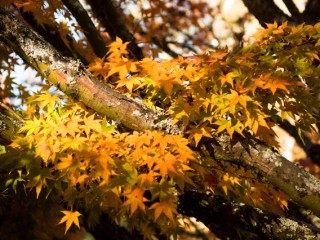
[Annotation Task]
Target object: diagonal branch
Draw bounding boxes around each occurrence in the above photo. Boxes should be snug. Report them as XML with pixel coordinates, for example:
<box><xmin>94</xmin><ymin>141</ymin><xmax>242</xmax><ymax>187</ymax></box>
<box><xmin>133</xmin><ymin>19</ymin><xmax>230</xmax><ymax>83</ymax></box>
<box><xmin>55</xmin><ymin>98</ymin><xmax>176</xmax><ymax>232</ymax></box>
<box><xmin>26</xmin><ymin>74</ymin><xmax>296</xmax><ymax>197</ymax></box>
<box><xmin>86</xmin><ymin>0</ymin><xmax>144</xmax><ymax>60</ymax></box>
<box><xmin>1</xmin><ymin>5</ymin><xmax>320</xmax><ymax>219</ymax></box>
<box><xmin>179</xmin><ymin>191</ymin><xmax>320</xmax><ymax>240</ymax></box>
<box><xmin>0</xmin><ymin>6</ymin><xmax>155</xmax><ymax>131</ymax></box>
<box><xmin>211</xmin><ymin>135</ymin><xmax>320</xmax><ymax>217</ymax></box>
<box><xmin>242</xmin><ymin>0</ymin><xmax>291</xmax><ymax>27</ymax></box>
<box><xmin>61</xmin><ymin>0</ymin><xmax>108</xmax><ymax>58</ymax></box>
<box><xmin>283</xmin><ymin>0</ymin><xmax>301</xmax><ymax>17</ymax></box>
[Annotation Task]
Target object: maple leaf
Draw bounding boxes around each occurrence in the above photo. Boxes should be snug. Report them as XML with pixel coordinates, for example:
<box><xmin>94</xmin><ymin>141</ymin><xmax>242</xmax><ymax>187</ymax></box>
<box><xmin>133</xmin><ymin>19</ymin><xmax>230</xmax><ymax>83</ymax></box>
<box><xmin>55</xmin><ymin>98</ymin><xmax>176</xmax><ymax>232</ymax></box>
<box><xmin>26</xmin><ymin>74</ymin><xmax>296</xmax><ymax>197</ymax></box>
<box><xmin>28</xmin><ymin>92</ymin><xmax>60</xmax><ymax>112</ymax></box>
<box><xmin>150</xmin><ymin>201</ymin><xmax>178</xmax><ymax>222</ymax></box>
<box><xmin>56</xmin><ymin>154</ymin><xmax>73</xmax><ymax>170</ymax></box>
<box><xmin>123</xmin><ymin>187</ymin><xmax>148</xmax><ymax>215</ymax></box>
<box><xmin>219</xmin><ymin>72</ymin><xmax>238</xmax><ymax>87</ymax></box>
<box><xmin>153</xmin><ymin>152</ymin><xmax>178</xmax><ymax>178</ymax></box>
<box><xmin>58</xmin><ymin>210</ymin><xmax>82</xmax><ymax>234</ymax></box>
<box><xmin>60</xmin><ymin>134</ymin><xmax>87</xmax><ymax>151</ymax></box>
<box><xmin>116</xmin><ymin>76</ymin><xmax>142</xmax><ymax>93</ymax></box>
<box><xmin>26</xmin><ymin>175</ymin><xmax>46</xmax><ymax>198</ymax></box>
<box><xmin>125</xmin><ymin>131</ymin><xmax>152</xmax><ymax>149</ymax></box>
<box><xmin>261</xmin><ymin>77</ymin><xmax>289</xmax><ymax>94</ymax></box>
<box><xmin>138</xmin><ymin>171</ymin><xmax>159</xmax><ymax>186</ymax></box>
<box><xmin>107</xmin><ymin>58</ymin><xmax>137</xmax><ymax>79</ymax></box>
<box><xmin>107</xmin><ymin>37</ymin><xmax>130</xmax><ymax>57</ymax></box>
<box><xmin>157</xmin><ymin>76</ymin><xmax>183</xmax><ymax>97</ymax></box>
<box><xmin>87</xmin><ymin>57</ymin><xmax>108</xmax><ymax>78</ymax></box>
<box><xmin>225</xmin><ymin>89</ymin><xmax>253</xmax><ymax>110</ymax></box>
<box><xmin>187</xmin><ymin>124</ymin><xmax>213</xmax><ymax>146</ymax></box>
<box><xmin>35</xmin><ymin>140</ymin><xmax>54</xmax><ymax>163</ymax></box>
<box><xmin>82</xmin><ymin>114</ymin><xmax>102</xmax><ymax>136</ymax></box>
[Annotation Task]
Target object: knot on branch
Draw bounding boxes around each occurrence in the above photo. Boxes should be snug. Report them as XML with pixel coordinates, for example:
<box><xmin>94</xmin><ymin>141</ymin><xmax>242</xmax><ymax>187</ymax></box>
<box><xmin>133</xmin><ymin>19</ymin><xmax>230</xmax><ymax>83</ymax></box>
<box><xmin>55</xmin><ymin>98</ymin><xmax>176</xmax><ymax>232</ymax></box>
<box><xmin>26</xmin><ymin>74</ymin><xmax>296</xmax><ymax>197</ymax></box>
<box><xmin>153</xmin><ymin>111</ymin><xmax>184</xmax><ymax>135</ymax></box>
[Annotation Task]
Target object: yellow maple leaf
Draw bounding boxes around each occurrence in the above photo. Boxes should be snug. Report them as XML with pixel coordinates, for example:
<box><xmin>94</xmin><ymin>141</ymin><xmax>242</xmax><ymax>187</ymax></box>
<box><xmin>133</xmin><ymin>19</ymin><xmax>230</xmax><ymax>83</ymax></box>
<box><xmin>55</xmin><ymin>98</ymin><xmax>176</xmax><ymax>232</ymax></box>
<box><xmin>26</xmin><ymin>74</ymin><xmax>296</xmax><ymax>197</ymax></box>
<box><xmin>116</xmin><ymin>76</ymin><xmax>142</xmax><ymax>93</ymax></box>
<box><xmin>56</xmin><ymin>154</ymin><xmax>73</xmax><ymax>170</ymax></box>
<box><xmin>153</xmin><ymin>152</ymin><xmax>178</xmax><ymax>178</ymax></box>
<box><xmin>108</xmin><ymin>37</ymin><xmax>130</xmax><ymax>57</ymax></box>
<box><xmin>187</xmin><ymin>124</ymin><xmax>213</xmax><ymax>146</ymax></box>
<box><xmin>123</xmin><ymin>188</ymin><xmax>147</xmax><ymax>215</ymax></box>
<box><xmin>219</xmin><ymin>72</ymin><xmax>238</xmax><ymax>87</ymax></box>
<box><xmin>58</xmin><ymin>210</ymin><xmax>82</xmax><ymax>234</ymax></box>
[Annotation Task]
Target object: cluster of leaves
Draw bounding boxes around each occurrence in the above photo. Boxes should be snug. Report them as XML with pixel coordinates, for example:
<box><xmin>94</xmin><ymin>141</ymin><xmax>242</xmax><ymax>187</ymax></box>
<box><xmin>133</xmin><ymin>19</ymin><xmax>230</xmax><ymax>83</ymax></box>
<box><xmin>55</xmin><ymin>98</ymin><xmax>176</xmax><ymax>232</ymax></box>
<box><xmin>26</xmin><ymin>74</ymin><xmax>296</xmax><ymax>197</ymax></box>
<box><xmin>89</xmin><ymin>22</ymin><xmax>320</xmax><ymax>147</ymax></box>
<box><xmin>3</xmin><ymin>91</ymin><xmax>195</xmax><ymax>236</ymax></box>
<box><xmin>197</xmin><ymin>159</ymin><xmax>290</xmax><ymax>213</ymax></box>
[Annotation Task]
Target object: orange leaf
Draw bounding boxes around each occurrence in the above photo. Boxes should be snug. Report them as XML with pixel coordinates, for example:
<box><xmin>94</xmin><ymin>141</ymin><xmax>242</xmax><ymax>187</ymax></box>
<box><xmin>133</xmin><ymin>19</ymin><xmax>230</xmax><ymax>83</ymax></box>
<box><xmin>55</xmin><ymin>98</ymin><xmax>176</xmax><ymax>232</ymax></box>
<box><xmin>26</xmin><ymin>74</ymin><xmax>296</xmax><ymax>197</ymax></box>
<box><xmin>123</xmin><ymin>188</ymin><xmax>148</xmax><ymax>215</ymax></box>
<box><xmin>58</xmin><ymin>210</ymin><xmax>82</xmax><ymax>234</ymax></box>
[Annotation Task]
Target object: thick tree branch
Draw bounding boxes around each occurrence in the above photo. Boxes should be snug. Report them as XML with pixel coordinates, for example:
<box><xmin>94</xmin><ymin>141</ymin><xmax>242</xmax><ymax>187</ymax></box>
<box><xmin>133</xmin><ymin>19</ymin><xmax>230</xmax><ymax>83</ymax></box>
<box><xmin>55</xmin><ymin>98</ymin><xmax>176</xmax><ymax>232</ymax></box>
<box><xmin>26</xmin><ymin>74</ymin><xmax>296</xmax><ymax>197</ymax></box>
<box><xmin>179</xmin><ymin>191</ymin><xmax>320</xmax><ymax>240</ymax></box>
<box><xmin>61</xmin><ymin>0</ymin><xmax>108</xmax><ymax>58</ymax></box>
<box><xmin>211</xmin><ymin>135</ymin><xmax>320</xmax><ymax>217</ymax></box>
<box><xmin>86</xmin><ymin>0</ymin><xmax>144</xmax><ymax>60</ymax></box>
<box><xmin>0</xmin><ymin>6</ymin><xmax>155</xmax><ymax>131</ymax></box>
<box><xmin>1</xmin><ymin>5</ymin><xmax>320</xmax><ymax>220</ymax></box>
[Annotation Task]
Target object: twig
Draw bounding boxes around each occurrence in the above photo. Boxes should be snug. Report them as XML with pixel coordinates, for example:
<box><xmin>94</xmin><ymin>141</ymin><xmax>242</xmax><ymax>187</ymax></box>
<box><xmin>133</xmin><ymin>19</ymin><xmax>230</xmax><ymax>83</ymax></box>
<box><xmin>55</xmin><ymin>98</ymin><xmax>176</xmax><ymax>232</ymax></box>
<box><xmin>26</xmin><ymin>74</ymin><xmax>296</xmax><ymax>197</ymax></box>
<box><xmin>0</xmin><ymin>103</ymin><xmax>24</xmax><ymax>123</ymax></box>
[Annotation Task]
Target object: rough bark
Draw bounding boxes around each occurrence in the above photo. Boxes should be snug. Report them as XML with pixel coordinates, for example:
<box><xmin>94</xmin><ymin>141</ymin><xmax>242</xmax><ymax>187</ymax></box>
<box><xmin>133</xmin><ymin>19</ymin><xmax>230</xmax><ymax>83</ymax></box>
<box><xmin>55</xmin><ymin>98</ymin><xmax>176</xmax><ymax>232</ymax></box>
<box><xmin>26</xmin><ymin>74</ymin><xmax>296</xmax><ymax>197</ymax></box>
<box><xmin>210</xmin><ymin>135</ymin><xmax>320</xmax><ymax>218</ymax></box>
<box><xmin>0</xmin><ymin>6</ymin><xmax>155</xmax><ymax>131</ymax></box>
<box><xmin>1</xmin><ymin>3</ymin><xmax>320</xmax><ymax>225</ymax></box>
<box><xmin>16</xmin><ymin>6</ymin><xmax>88</xmax><ymax>64</ymax></box>
<box><xmin>179</xmin><ymin>191</ymin><xmax>320</xmax><ymax>240</ymax></box>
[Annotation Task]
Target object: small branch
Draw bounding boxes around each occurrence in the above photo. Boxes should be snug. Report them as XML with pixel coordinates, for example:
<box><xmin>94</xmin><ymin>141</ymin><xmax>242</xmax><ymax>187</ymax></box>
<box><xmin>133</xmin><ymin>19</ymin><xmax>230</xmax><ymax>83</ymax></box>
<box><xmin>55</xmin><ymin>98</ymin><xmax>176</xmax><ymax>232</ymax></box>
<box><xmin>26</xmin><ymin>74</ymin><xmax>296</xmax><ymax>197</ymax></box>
<box><xmin>0</xmin><ymin>103</ymin><xmax>24</xmax><ymax>123</ymax></box>
<box><xmin>242</xmin><ymin>0</ymin><xmax>291</xmax><ymax>27</ymax></box>
<box><xmin>86</xmin><ymin>0</ymin><xmax>144</xmax><ymax>60</ymax></box>
<box><xmin>283</xmin><ymin>0</ymin><xmax>301</xmax><ymax>17</ymax></box>
<box><xmin>151</xmin><ymin>37</ymin><xmax>179</xmax><ymax>58</ymax></box>
<box><xmin>61</xmin><ymin>0</ymin><xmax>108</xmax><ymax>58</ymax></box>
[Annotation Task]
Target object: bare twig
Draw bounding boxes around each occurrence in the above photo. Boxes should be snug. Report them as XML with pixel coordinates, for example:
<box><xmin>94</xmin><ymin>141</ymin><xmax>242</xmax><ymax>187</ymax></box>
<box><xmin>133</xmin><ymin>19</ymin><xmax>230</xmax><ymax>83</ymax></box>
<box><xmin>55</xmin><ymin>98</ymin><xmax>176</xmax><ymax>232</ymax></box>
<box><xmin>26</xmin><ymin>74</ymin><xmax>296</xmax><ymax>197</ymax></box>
<box><xmin>62</xmin><ymin>0</ymin><xmax>108</xmax><ymax>58</ymax></box>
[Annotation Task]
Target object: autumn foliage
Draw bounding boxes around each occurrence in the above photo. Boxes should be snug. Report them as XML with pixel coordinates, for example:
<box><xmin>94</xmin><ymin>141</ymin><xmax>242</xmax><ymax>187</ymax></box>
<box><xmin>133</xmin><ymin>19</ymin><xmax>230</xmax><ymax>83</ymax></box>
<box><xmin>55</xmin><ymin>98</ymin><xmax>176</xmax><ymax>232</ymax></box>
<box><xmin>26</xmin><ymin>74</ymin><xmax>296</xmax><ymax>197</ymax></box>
<box><xmin>1</xmin><ymin>0</ymin><xmax>320</xmax><ymax>239</ymax></box>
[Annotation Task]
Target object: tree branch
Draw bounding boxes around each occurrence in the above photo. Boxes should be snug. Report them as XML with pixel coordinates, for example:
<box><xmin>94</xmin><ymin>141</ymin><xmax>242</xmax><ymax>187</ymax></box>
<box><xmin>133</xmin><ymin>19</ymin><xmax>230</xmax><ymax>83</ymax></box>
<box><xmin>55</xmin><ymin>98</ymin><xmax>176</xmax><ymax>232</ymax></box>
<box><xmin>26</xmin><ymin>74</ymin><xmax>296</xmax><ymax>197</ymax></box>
<box><xmin>61</xmin><ymin>0</ymin><xmax>108</xmax><ymax>58</ymax></box>
<box><xmin>86</xmin><ymin>0</ymin><xmax>144</xmax><ymax>60</ymax></box>
<box><xmin>179</xmin><ymin>191</ymin><xmax>320</xmax><ymax>240</ymax></box>
<box><xmin>283</xmin><ymin>0</ymin><xmax>301</xmax><ymax>17</ymax></box>
<box><xmin>242</xmin><ymin>0</ymin><xmax>291</xmax><ymax>27</ymax></box>
<box><xmin>15</xmin><ymin>5</ymin><xmax>88</xmax><ymax>64</ymax></box>
<box><xmin>0</xmin><ymin>6</ymin><xmax>155</xmax><ymax>131</ymax></box>
<box><xmin>211</xmin><ymin>135</ymin><xmax>320</xmax><ymax>217</ymax></box>
<box><xmin>150</xmin><ymin>36</ymin><xmax>179</xmax><ymax>58</ymax></box>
